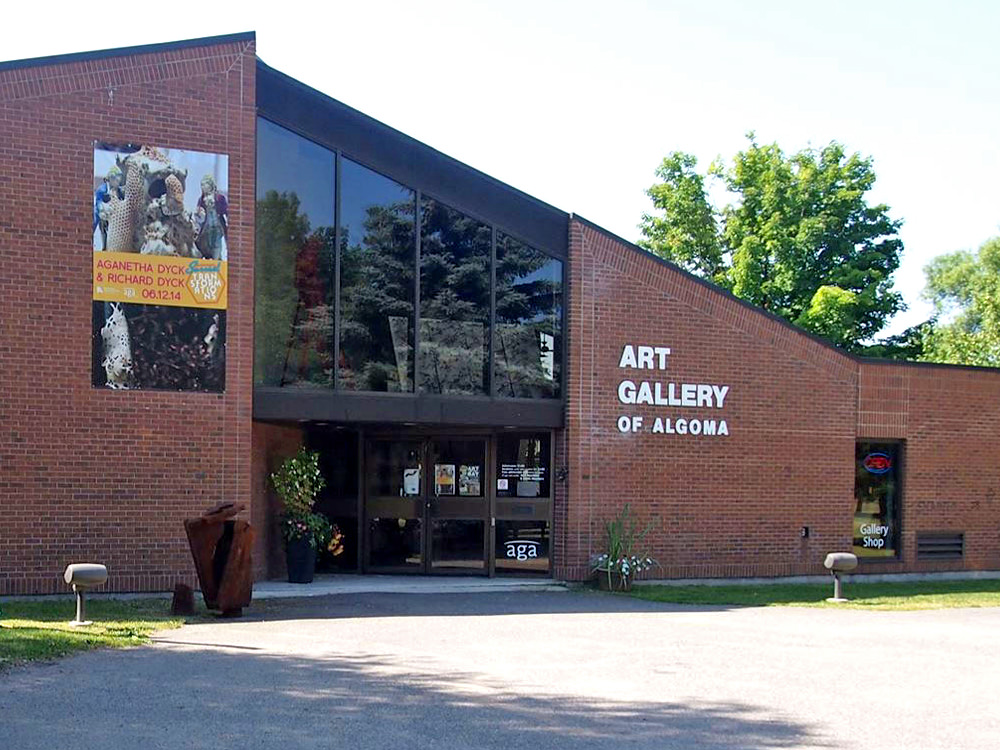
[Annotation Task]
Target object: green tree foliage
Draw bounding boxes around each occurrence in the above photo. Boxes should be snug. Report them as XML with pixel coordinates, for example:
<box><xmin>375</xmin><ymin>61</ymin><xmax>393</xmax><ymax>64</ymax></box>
<box><xmin>255</xmin><ymin>190</ymin><xmax>308</xmax><ymax>385</ymax></box>
<box><xmin>920</xmin><ymin>236</ymin><xmax>1000</xmax><ymax>367</ymax></box>
<box><xmin>419</xmin><ymin>199</ymin><xmax>491</xmax><ymax>394</ymax></box>
<box><xmin>639</xmin><ymin>134</ymin><xmax>904</xmax><ymax>350</ymax></box>
<box><xmin>339</xmin><ymin>199</ymin><xmax>416</xmax><ymax>391</ymax></box>
<box><xmin>254</xmin><ymin>191</ymin><xmax>335</xmax><ymax>386</ymax></box>
<box><xmin>857</xmin><ymin>321</ymin><xmax>932</xmax><ymax>361</ymax></box>
<box><xmin>494</xmin><ymin>235</ymin><xmax>563</xmax><ymax>398</ymax></box>
<box><xmin>639</xmin><ymin>153</ymin><xmax>723</xmax><ymax>280</ymax></box>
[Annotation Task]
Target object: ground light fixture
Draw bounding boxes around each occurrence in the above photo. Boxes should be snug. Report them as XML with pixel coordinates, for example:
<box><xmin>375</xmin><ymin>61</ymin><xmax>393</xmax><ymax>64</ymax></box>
<box><xmin>63</xmin><ymin>564</ymin><xmax>108</xmax><ymax>626</ymax></box>
<box><xmin>823</xmin><ymin>553</ymin><xmax>858</xmax><ymax>602</ymax></box>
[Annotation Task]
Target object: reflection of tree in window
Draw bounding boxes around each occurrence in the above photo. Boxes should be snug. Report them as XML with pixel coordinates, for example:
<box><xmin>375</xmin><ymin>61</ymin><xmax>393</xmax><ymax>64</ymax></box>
<box><xmin>254</xmin><ymin>118</ymin><xmax>335</xmax><ymax>388</ymax></box>
<box><xmin>339</xmin><ymin>159</ymin><xmax>416</xmax><ymax>392</ymax></box>
<box><xmin>254</xmin><ymin>190</ymin><xmax>335</xmax><ymax>386</ymax></box>
<box><xmin>495</xmin><ymin>233</ymin><xmax>562</xmax><ymax>398</ymax></box>
<box><xmin>419</xmin><ymin>198</ymin><xmax>491</xmax><ymax>395</ymax></box>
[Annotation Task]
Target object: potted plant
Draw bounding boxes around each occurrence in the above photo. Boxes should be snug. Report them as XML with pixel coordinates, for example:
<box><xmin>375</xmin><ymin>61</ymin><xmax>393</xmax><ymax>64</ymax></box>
<box><xmin>590</xmin><ymin>503</ymin><xmax>657</xmax><ymax>592</ymax></box>
<box><xmin>271</xmin><ymin>448</ymin><xmax>331</xmax><ymax>584</ymax></box>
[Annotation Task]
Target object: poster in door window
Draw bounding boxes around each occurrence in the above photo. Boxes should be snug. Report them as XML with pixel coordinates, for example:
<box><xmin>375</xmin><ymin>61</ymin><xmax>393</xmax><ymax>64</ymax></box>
<box><xmin>403</xmin><ymin>468</ymin><xmax>421</xmax><ymax>496</ymax></box>
<box><xmin>434</xmin><ymin>464</ymin><xmax>456</xmax><ymax>496</ymax></box>
<box><xmin>458</xmin><ymin>465</ymin><xmax>481</xmax><ymax>496</ymax></box>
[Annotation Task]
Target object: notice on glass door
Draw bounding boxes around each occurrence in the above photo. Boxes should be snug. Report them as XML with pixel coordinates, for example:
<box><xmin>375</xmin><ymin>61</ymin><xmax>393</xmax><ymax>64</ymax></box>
<box><xmin>459</xmin><ymin>465</ymin><xmax>481</xmax><ymax>496</ymax></box>
<box><xmin>403</xmin><ymin>468</ymin><xmax>420</xmax><ymax>496</ymax></box>
<box><xmin>435</xmin><ymin>464</ymin><xmax>456</xmax><ymax>496</ymax></box>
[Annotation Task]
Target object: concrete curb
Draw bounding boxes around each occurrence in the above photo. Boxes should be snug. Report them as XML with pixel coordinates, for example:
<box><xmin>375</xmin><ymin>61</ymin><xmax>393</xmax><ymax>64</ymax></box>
<box><xmin>0</xmin><ymin>575</ymin><xmax>569</xmax><ymax>603</ymax></box>
<box><xmin>635</xmin><ymin>570</ymin><xmax>1000</xmax><ymax>587</ymax></box>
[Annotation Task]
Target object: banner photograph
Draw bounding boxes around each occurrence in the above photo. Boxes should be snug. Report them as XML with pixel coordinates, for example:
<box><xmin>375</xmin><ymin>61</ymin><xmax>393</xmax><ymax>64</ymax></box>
<box><xmin>91</xmin><ymin>143</ymin><xmax>229</xmax><ymax>392</ymax></box>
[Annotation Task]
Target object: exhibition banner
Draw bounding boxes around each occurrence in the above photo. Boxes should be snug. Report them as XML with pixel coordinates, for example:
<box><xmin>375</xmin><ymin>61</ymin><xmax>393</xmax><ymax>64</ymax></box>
<box><xmin>93</xmin><ymin>252</ymin><xmax>228</xmax><ymax>309</ymax></box>
<box><xmin>91</xmin><ymin>142</ymin><xmax>230</xmax><ymax>392</ymax></box>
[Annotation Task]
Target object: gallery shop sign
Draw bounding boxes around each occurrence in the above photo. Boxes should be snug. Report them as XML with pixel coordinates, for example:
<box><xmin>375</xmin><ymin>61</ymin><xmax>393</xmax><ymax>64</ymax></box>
<box><xmin>615</xmin><ymin>344</ymin><xmax>730</xmax><ymax>437</ymax></box>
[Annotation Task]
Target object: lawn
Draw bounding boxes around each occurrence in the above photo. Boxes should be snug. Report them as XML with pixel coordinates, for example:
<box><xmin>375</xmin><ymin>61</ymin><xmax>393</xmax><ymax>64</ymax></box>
<box><xmin>0</xmin><ymin>598</ymin><xmax>192</xmax><ymax>670</ymax></box>
<box><xmin>630</xmin><ymin>578</ymin><xmax>1000</xmax><ymax>610</ymax></box>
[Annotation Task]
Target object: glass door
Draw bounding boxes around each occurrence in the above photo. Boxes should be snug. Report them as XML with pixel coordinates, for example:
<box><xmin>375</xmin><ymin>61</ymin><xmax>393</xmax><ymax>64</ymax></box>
<box><xmin>427</xmin><ymin>438</ymin><xmax>488</xmax><ymax>573</ymax></box>
<box><xmin>366</xmin><ymin>439</ymin><xmax>425</xmax><ymax>572</ymax></box>
<box><xmin>365</xmin><ymin>436</ymin><xmax>488</xmax><ymax>574</ymax></box>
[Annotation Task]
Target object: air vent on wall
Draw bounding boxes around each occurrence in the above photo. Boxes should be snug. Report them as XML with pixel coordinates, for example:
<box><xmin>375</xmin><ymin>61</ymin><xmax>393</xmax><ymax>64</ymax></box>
<box><xmin>916</xmin><ymin>532</ymin><xmax>964</xmax><ymax>560</ymax></box>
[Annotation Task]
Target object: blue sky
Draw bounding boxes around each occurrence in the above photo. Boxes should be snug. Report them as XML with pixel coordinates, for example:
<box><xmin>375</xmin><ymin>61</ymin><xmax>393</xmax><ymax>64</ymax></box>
<box><xmin>5</xmin><ymin>0</ymin><xmax>997</xmax><ymax>336</ymax></box>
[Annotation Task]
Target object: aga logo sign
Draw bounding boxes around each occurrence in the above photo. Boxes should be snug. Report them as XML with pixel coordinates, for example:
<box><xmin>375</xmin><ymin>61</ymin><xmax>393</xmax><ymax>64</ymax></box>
<box><xmin>504</xmin><ymin>539</ymin><xmax>541</xmax><ymax>561</ymax></box>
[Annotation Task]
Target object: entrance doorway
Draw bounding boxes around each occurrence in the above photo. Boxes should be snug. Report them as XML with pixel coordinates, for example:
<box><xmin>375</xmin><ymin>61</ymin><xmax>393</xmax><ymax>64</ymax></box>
<box><xmin>365</xmin><ymin>437</ymin><xmax>488</xmax><ymax>574</ymax></box>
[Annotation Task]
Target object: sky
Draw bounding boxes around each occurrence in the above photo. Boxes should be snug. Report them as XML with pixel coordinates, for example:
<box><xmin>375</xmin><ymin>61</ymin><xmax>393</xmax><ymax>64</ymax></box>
<box><xmin>4</xmin><ymin>0</ymin><xmax>997</xmax><ymax>336</ymax></box>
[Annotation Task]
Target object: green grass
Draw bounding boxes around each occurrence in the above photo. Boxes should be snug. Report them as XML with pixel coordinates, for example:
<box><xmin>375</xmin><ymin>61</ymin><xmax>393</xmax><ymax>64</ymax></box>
<box><xmin>0</xmin><ymin>598</ymin><xmax>194</xmax><ymax>670</ymax></box>
<box><xmin>630</xmin><ymin>579</ymin><xmax>1000</xmax><ymax>610</ymax></box>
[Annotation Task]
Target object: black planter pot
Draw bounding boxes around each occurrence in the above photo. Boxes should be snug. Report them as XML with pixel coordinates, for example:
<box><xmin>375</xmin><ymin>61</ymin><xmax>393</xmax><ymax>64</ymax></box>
<box><xmin>596</xmin><ymin>571</ymin><xmax>632</xmax><ymax>592</ymax></box>
<box><xmin>285</xmin><ymin>536</ymin><xmax>316</xmax><ymax>584</ymax></box>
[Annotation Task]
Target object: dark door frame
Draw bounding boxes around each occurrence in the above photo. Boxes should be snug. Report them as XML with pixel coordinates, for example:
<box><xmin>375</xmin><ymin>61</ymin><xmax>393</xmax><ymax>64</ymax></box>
<box><xmin>362</xmin><ymin>432</ymin><xmax>492</xmax><ymax>576</ymax></box>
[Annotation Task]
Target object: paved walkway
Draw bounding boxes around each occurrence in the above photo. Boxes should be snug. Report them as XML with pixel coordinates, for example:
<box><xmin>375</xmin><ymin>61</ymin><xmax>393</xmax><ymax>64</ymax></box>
<box><xmin>3</xmin><ymin>590</ymin><xmax>999</xmax><ymax>749</ymax></box>
<box><xmin>253</xmin><ymin>573</ymin><xmax>567</xmax><ymax>598</ymax></box>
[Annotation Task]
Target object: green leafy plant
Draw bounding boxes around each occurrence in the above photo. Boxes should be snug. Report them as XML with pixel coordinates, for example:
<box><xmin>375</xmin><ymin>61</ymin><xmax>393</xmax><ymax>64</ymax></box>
<box><xmin>591</xmin><ymin>503</ymin><xmax>657</xmax><ymax>590</ymax></box>
<box><xmin>270</xmin><ymin>448</ymin><xmax>331</xmax><ymax>550</ymax></box>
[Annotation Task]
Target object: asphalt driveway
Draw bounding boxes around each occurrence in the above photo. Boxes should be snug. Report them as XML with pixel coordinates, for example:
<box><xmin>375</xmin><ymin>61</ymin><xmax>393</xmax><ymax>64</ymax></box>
<box><xmin>2</xmin><ymin>590</ymin><xmax>999</xmax><ymax>749</ymax></box>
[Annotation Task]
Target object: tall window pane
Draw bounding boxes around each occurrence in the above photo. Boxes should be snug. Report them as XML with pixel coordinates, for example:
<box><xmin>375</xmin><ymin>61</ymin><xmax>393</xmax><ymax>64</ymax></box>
<box><xmin>853</xmin><ymin>442</ymin><xmax>901</xmax><ymax>558</ymax></box>
<box><xmin>255</xmin><ymin>118</ymin><xmax>335</xmax><ymax>387</ymax></box>
<box><xmin>339</xmin><ymin>159</ymin><xmax>416</xmax><ymax>392</ymax></box>
<box><xmin>419</xmin><ymin>198</ymin><xmax>491</xmax><ymax>395</ymax></box>
<box><xmin>494</xmin><ymin>234</ymin><xmax>562</xmax><ymax>398</ymax></box>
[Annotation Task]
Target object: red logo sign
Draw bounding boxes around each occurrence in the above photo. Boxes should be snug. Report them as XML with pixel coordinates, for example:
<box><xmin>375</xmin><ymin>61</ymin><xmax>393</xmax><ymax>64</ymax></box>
<box><xmin>863</xmin><ymin>453</ymin><xmax>892</xmax><ymax>474</ymax></box>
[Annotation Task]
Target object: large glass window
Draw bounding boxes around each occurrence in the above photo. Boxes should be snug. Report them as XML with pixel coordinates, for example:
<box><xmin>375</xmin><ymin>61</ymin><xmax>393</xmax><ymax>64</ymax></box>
<box><xmin>255</xmin><ymin>118</ymin><xmax>336</xmax><ymax>387</ymax></box>
<box><xmin>339</xmin><ymin>158</ymin><xmax>416</xmax><ymax>392</ymax></box>
<box><xmin>419</xmin><ymin>198</ymin><xmax>491</xmax><ymax>395</ymax></box>
<box><xmin>495</xmin><ymin>233</ymin><xmax>562</xmax><ymax>398</ymax></box>
<box><xmin>496</xmin><ymin>433</ymin><xmax>551</xmax><ymax>498</ymax></box>
<box><xmin>853</xmin><ymin>442</ymin><xmax>901</xmax><ymax>559</ymax></box>
<box><xmin>254</xmin><ymin>121</ymin><xmax>565</xmax><ymax>401</ymax></box>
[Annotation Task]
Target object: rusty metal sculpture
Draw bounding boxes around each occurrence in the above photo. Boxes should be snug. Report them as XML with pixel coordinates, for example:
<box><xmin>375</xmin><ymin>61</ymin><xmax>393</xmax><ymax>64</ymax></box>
<box><xmin>183</xmin><ymin>502</ymin><xmax>254</xmax><ymax>617</ymax></box>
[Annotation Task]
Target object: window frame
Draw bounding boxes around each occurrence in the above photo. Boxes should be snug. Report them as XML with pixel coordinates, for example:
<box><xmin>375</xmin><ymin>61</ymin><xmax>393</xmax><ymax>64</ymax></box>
<box><xmin>853</xmin><ymin>438</ymin><xmax>905</xmax><ymax>563</ymax></box>
<box><xmin>254</xmin><ymin>106</ymin><xmax>567</xmax><ymax>423</ymax></box>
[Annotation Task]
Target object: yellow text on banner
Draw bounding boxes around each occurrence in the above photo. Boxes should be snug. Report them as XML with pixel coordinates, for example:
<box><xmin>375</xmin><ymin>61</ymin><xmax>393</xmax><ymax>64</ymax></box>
<box><xmin>93</xmin><ymin>251</ymin><xmax>228</xmax><ymax>310</ymax></box>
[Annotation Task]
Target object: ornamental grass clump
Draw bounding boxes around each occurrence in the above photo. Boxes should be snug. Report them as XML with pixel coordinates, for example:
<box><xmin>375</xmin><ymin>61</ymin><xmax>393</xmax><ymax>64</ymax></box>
<box><xmin>271</xmin><ymin>448</ymin><xmax>332</xmax><ymax>551</ymax></box>
<box><xmin>591</xmin><ymin>503</ymin><xmax>657</xmax><ymax>591</ymax></box>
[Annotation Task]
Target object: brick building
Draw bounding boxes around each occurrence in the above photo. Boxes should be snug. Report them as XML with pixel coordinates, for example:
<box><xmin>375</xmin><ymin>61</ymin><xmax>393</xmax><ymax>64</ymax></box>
<box><xmin>1</xmin><ymin>33</ymin><xmax>997</xmax><ymax>595</ymax></box>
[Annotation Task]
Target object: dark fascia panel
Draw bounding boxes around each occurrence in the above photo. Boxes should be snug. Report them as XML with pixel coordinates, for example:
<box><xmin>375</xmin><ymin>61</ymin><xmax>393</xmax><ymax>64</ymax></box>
<box><xmin>0</xmin><ymin>32</ymin><xmax>255</xmax><ymax>73</ymax></box>
<box><xmin>571</xmin><ymin>214</ymin><xmax>1000</xmax><ymax>376</ymax></box>
<box><xmin>254</xmin><ymin>388</ymin><xmax>564</xmax><ymax>429</ymax></box>
<box><xmin>255</xmin><ymin>60</ymin><xmax>568</xmax><ymax>258</ymax></box>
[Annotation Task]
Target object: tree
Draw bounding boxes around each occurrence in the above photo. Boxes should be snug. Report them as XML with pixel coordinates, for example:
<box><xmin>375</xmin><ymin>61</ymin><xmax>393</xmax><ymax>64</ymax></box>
<box><xmin>339</xmin><ymin>198</ymin><xmax>417</xmax><ymax>391</ymax></box>
<box><xmin>639</xmin><ymin>134</ymin><xmax>905</xmax><ymax>351</ymax></box>
<box><xmin>857</xmin><ymin>321</ymin><xmax>932</xmax><ymax>361</ymax></box>
<box><xmin>255</xmin><ymin>190</ymin><xmax>335</xmax><ymax>386</ymax></box>
<box><xmin>920</xmin><ymin>236</ymin><xmax>1000</xmax><ymax>367</ymax></box>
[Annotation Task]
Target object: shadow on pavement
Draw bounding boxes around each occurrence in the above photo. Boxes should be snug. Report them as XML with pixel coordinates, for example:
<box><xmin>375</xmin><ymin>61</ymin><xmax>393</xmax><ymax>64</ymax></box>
<box><xmin>1</xmin><ymin>646</ymin><xmax>828</xmax><ymax>750</ymax></box>
<box><xmin>239</xmin><ymin>589</ymin><xmax>735</xmax><ymax>623</ymax></box>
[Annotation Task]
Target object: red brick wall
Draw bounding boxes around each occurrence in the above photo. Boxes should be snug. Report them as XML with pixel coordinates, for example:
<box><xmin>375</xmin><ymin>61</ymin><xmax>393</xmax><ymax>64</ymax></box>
<box><xmin>557</xmin><ymin>219</ymin><xmax>1000</xmax><ymax>580</ymax></box>
<box><xmin>0</xmin><ymin>38</ymin><xmax>257</xmax><ymax>595</ymax></box>
<box><xmin>858</xmin><ymin>362</ymin><xmax>1000</xmax><ymax>571</ymax></box>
